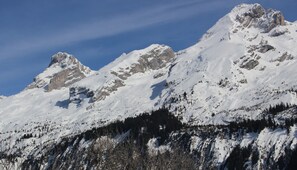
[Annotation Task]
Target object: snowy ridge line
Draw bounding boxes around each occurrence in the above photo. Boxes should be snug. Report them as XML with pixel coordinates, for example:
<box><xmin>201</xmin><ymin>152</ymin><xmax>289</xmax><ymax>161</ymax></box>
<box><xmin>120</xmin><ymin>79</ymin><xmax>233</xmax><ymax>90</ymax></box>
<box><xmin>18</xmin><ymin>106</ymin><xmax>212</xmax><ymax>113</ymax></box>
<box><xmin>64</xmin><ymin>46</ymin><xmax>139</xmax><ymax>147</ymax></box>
<box><xmin>0</xmin><ymin>3</ymin><xmax>297</xmax><ymax>167</ymax></box>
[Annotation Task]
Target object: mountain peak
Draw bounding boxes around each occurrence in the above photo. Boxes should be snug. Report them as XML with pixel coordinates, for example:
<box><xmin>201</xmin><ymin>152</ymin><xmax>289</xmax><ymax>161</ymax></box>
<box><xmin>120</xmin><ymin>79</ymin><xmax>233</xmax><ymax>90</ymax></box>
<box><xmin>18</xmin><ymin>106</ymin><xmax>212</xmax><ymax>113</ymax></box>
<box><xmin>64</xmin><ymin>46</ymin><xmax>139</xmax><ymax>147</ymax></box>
<box><xmin>49</xmin><ymin>52</ymin><xmax>78</xmax><ymax>68</ymax></box>
<box><xmin>231</xmin><ymin>3</ymin><xmax>264</xmax><ymax>16</ymax></box>
<box><xmin>72</xmin><ymin>44</ymin><xmax>175</xmax><ymax>103</ymax></box>
<box><xmin>230</xmin><ymin>3</ymin><xmax>285</xmax><ymax>32</ymax></box>
<box><xmin>27</xmin><ymin>52</ymin><xmax>93</xmax><ymax>91</ymax></box>
<box><xmin>2</xmin><ymin>3</ymin><xmax>297</xmax><ymax>169</ymax></box>
<box><xmin>106</xmin><ymin>44</ymin><xmax>175</xmax><ymax>79</ymax></box>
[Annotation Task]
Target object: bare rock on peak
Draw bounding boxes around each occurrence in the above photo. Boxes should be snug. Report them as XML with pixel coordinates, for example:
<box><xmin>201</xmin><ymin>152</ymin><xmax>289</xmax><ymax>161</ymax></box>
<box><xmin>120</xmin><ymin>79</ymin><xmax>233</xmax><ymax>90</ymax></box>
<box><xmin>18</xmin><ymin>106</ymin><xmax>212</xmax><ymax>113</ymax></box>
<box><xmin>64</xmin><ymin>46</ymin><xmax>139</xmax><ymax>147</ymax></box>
<box><xmin>27</xmin><ymin>52</ymin><xmax>93</xmax><ymax>91</ymax></box>
<box><xmin>49</xmin><ymin>52</ymin><xmax>81</xmax><ymax>68</ymax></box>
<box><xmin>234</xmin><ymin>3</ymin><xmax>285</xmax><ymax>32</ymax></box>
<box><xmin>47</xmin><ymin>67</ymin><xmax>86</xmax><ymax>91</ymax></box>
<box><xmin>243</xmin><ymin>4</ymin><xmax>265</xmax><ymax>18</ymax></box>
<box><xmin>251</xmin><ymin>4</ymin><xmax>265</xmax><ymax>18</ymax></box>
<box><xmin>111</xmin><ymin>45</ymin><xmax>175</xmax><ymax>80</ymax></box>
<box><xmin>49</xmin><ymin>52</ymin><xmax>70</xmax><ymax>67</ymax></box>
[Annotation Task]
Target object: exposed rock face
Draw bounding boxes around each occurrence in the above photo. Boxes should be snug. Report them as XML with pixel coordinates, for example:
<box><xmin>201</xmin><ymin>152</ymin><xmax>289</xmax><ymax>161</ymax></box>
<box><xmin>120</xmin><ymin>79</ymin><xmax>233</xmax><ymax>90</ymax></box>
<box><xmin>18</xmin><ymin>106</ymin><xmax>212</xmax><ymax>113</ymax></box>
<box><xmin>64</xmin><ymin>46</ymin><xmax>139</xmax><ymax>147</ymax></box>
<box><xmin>236</xmin><ymin>4</ymin><xmax>265</xmax><ymax>27</ymax></box>
<box><xmin>111</xmin><ymin>46</ymin><xmax>175</xmax><ymax>80</ymax></box>
<box><xmin>47</xmin><ymin>67</ymin><xmax>86</xmax><ymax>91</ymax></box>
<box><xmin>137</xmin><ymin>46</ymin><xmax>175</xmax><ymax>70</ymax></box>
<box><xmin>240</xmin><ymin>59</ymin><xmax>259</xmax><ymax>70</ymax></box>
<box><xmin>271</xmin><ymin>10</ymin><xmax>285</xmax><ymax>25</ymax></box>
<box><xmin>49</xmin><ymin>53</ymin><xmax>70</xmax><ymax>67</ymax></box>
<box><xmin>258</xmin><ymin>44</ymin><xmax>275</xmax><ymax>53</ymax></box>
<box><xmin>27</xmin><ymin>52</ymin><xmax>93</xmax><ymax>91</ymax></box>
<box><xmin>92</xmin><ymin>79</ymin><xmax>125</xmax><ymax>101</ymax></box>
<box><xmin>266</xmin><ymin>10</ymin><xmax>285</xmax><ymax>32</ymax></box>
<box><xmin>27</xmin><ymin>77</ymin><xmax>47</xmax><ymax>89</ymax></box>
<box><xmin>235</xmin><ymin>4</ymin><xmax>285</xmax><ymax>32</ymax></box>
<box><xmin>247</xmin><ymin>43</ymin><xmax>275</xmax><ymax>54</ymax></box>
<box><xmin>251</xmin><ymin>4</ymin><xmax>265</xmax><ymax>18</ymax></box>
<box><xmin>275</xmin><ymin>52</ymin><xmax>294</xmax><ymax>62</ymax></box>
<box><xmin>269</xmin><ymin>28</ymin><xmax>288</xmax><ymax>37</ymax></box>
<box><xmin>69</xmin><ymin>87</ymin><xmax>94</xmax><ymax>104</ymax></box>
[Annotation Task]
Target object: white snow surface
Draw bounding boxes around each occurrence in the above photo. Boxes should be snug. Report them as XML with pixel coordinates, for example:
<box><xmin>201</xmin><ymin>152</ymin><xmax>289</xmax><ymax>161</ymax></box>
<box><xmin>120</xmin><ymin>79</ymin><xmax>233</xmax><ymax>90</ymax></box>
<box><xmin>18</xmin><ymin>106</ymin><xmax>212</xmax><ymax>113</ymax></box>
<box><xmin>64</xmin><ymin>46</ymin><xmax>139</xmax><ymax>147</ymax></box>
<box><xmin>1</xmin><ymin>3</ymin><xmax>297</xmax><ymax>158</ymax></box>
<box><xmin>147</xmin><ymin>138</ymin><xmax>171</xmax><ymax>156</ymax></box>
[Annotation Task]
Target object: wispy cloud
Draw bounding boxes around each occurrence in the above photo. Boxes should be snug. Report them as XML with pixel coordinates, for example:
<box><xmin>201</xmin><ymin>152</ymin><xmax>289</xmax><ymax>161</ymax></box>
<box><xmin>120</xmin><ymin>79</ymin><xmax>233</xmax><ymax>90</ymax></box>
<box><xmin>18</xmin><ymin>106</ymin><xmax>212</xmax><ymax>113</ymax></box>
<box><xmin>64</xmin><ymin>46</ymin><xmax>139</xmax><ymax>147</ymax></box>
<box><xmin>0</xmin><ymin>0</ymin><xmax>234</xmax><ymax>61</ymax></box>
<box><xmin>1</xmin><ymin>0</ymin><xmax>246</xmax><ymax>95</ymax></box>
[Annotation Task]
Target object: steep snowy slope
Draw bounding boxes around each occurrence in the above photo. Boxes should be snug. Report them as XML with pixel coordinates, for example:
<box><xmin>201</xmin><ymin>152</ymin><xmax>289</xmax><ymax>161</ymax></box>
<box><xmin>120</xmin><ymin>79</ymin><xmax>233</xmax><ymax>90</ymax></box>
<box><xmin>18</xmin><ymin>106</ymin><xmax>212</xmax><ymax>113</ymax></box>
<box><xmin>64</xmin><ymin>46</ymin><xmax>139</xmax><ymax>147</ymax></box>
<box><xmin>159</xmin><ymin>3</ymin><xmax>297</xmax><ymax>124</ymax></box>
<box><xmin>0</xmin><ymin>44</ymin><xmax>175</xmax><ymax>159</ymax></box>
<box><xmin>70</xmin><ymin>44</ymin><xmax>175</xmax><ymax>117</ymax></box>
<box><xmin>1</xmin><ymin>3</ymin><xmax>297</xmax><ymax>169</ymax></box>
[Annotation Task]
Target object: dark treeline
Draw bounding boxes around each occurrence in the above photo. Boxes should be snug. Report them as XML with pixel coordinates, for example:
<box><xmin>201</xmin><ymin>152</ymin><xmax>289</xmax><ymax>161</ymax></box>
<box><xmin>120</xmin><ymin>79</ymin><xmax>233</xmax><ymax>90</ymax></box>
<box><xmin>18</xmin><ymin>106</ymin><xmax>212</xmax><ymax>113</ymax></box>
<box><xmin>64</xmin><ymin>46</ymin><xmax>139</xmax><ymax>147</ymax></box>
<box><xmin>264</xmin><ymin>102</ymin><xmax>294</xmax><ymax>115</ymax></box>
<box><xmin>21</xmin><ymin>108</ymin><xmax>196</xmax><ymax>170</ymax></box>
<box><xmin>82</xmin><ymin>108</ymin><xmax>183</xmax><ymax>144</ymax></box>
<box><xmin>2</xmin><ymin>106</ymin><xmax>297</xmax><ymax>170</ymax></box>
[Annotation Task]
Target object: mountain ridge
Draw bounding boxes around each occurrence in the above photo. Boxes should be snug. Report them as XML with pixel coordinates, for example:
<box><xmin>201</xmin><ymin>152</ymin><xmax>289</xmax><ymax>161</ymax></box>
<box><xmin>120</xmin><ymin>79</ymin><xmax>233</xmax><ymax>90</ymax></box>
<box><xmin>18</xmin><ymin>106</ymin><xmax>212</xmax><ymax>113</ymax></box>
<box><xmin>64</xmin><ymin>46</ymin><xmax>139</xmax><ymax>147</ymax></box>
<box><xmin>1</xmin><ymin>3</ymin><xmax>297</xmax><ymax>169</ymax></box>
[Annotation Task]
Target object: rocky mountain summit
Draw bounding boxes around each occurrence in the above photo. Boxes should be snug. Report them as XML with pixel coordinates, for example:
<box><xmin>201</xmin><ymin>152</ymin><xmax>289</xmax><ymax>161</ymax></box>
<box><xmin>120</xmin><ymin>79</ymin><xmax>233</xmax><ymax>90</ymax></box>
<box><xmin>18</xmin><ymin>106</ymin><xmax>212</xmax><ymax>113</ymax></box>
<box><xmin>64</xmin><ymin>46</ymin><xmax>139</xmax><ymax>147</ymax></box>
<box><xmin>27</xmin><ymin>52</ymin><xmax>93</xmax><ymax>91</ymax></box>
<box><xmin>233</xmin><ymin>3</ymin><xmax>285</xmax><ymax>32</ymax></box>
<box><xmin>1</xmin><ymin>3</ymin><xmax>297</xmax><ymax>170</ymax></box>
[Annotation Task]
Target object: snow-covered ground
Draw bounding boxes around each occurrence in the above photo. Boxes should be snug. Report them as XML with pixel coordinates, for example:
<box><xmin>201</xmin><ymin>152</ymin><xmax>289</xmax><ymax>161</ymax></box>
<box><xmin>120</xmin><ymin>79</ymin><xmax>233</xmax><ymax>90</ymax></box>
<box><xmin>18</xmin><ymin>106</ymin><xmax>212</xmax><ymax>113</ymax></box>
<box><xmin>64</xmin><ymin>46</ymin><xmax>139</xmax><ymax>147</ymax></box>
<box><xmin>159</xmin><ymin>3</ymin><xmax>297</xmax><ymax>124</ymax></box>
<box><xmin>1</xmin><ymin>3</ymin><xmax>297</xmax><ymax>162</ymax></box>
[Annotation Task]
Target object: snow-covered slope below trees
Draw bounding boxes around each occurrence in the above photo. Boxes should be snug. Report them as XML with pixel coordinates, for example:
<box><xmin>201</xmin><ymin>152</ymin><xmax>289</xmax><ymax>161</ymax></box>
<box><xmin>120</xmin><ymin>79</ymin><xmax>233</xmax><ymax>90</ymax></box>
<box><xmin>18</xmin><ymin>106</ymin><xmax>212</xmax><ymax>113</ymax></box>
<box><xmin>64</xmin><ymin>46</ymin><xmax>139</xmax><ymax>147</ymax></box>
<box><xmin>1</xmin><ymin>3</ymin><xmax>297</xmax><ymax>169</ymax></box>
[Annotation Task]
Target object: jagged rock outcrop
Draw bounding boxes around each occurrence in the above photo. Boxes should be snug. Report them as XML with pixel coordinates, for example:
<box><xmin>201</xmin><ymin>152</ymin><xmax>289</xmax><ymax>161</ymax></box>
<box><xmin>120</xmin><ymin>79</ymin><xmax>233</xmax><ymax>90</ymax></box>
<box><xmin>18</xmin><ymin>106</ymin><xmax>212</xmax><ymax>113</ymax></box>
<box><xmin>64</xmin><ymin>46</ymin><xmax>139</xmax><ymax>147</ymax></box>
<box><xmin>27</xmin><ymin>52</ymin><xmax>93</xmax><ymax>91</ymax></box>
<box><xmin>92</xmin><ymin>79</ymin><xmax>125</xmax><ymax>101</ymax></box>
<box><xmin>110</xmin><ymin>45</ymin><xmax>175</xmax><ymax>80</ymax></box>
<box><xmin>274</xmin><ymin>52</ymin><xmax>294</xmax><ymax>62</ymax></box>
<box><xmin>269</xmin><ymin>27</ymin><xmax>288</xmax><ymax>37</ymax></box>
<box><xmin>69</xmin><ymin>87</ymin><xmax>94</xmax><ymax>104</ymax></box>
<box><xmin>240</xmin><ymin>59</ymin><xmax>259</xmax><ymax>70</ymax></box>
<box><xmin>258</xmin><ymin>44</ymin><xmax>275</xmax><ymax>53</ymax></box>
<box><xmin>236</xmin><ymin>4</ymin><xmax>265</xmax><ymax>27</ymax></box>
<box><xmin>47</xmin><ymin>67</ymin><xmax>86</xmax><ymax>92</ymax></box>
<box><xmin>235</xmin><ymin>4</ymin><xmax>285</xmax><ymax>32</ymax></box>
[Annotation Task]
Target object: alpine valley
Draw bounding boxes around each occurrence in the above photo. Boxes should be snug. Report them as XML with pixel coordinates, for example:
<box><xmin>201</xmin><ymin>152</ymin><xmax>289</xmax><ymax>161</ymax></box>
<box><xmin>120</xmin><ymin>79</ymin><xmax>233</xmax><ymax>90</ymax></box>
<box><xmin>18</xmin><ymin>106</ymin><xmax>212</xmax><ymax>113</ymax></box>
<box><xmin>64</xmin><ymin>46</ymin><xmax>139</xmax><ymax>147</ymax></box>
<box><xmin>1</xmin><ymin>3</ymin><xmax>297</xmax><ymax>170</ymax></box>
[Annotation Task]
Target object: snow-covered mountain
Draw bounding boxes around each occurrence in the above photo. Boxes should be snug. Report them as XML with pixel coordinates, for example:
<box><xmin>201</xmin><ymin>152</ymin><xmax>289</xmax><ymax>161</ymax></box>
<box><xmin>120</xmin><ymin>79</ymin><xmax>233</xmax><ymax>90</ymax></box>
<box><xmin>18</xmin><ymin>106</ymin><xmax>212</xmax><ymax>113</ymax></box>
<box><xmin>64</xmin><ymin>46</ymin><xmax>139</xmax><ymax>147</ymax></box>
<box><xmin>1</xmin><ymin>3</ymin><xmax>297</xmax><ymax>169</ymax></box>
<box><xmin>161</xmin><ymin>3</ymin><xmax>297</xmax><ymax>125</ymax></box>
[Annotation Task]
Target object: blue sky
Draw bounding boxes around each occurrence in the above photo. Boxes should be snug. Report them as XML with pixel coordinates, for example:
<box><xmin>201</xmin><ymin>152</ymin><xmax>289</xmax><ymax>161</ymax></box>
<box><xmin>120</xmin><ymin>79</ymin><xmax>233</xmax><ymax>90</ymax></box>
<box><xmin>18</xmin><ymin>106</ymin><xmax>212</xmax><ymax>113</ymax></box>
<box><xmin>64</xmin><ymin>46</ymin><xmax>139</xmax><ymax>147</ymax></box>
<box><xmin>0</xmin><ymin>0</ymin><xmax>296</xmax><ymax>96</ymax></box>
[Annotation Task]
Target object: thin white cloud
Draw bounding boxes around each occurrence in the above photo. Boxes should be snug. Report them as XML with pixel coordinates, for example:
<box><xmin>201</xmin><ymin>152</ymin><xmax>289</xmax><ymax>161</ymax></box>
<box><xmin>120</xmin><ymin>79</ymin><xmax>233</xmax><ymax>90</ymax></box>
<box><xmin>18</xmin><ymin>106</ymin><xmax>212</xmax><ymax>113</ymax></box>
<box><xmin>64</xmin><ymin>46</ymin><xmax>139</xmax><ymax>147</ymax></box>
<box><xmin>0</xmin><ymin>0</ymin><xmax>235</xmax><ymax>61</ymax></box>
